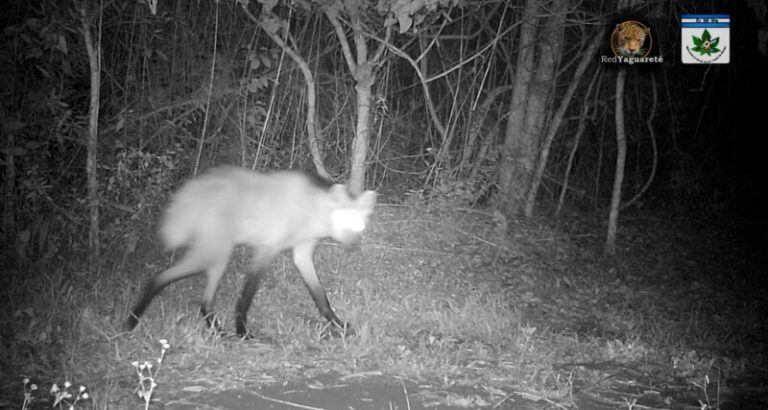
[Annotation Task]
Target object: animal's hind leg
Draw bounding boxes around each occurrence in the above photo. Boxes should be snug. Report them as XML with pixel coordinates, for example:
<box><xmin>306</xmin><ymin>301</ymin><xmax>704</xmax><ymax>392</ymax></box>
<box><xmin>199</xmin><ymin>246</ymin><xmax>233</xmax><ymax>333</ymax></box>
<box><xmin>234</xmin><ymin>249</ymin><xmax>276</xmax><ymax>338</ymax></box>
<box><xmin>125</xmin><ymin>250</ymin><xmax>211</xmax><ymax>331</ymax></box>
<box><xmin>292</xmin><ymin>242</ymin><xmax>351</xmax><ymax>337</ymax></box>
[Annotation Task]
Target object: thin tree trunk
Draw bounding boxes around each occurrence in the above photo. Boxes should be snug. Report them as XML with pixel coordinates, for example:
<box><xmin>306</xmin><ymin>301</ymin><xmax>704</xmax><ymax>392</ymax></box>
<box><xmin>520</xmin><ymin>0</ymin><xmax>567</xmax><ymax>217</ymax></box>
<box><xmin>605</xmin><ymin>67</ymin><xmax>627</xmax><ymax>255</ymax></box>
<box><xmin>460</xmin><ymin>85</ymin><xmax>512</xmax><ymax>175</ymax></box>
<box><xmin>499</xmin><ymin>0</ymin><xmax>539</xmax><ymax>212</ymax></box>
<box><xmin>621</xmin><ymin>71</ymin><xmax>658</xmax><ymax>210</ymax></box>
<box><xmin>523</xmin><ymin>0</ymin><xmax>566</xmax><ymax>158</ymax></box>
<box><xmin>240</xmin><ymin>4</ymin><xmax>330</xmax><ymax>180</ymax></box>
<box><xmin>325</xmin><ymin>4</ymin><xmax>389</xmax><ymax>193</ymax></box>
<box><xmin>556</xmin><ymin>102</ymin><xmax>588</xmax><ymax>218</ymax></box>
<box><xmin>76</xmin><ymin>0</ymin><xmax>101</xmax><ymax>265</ymax></box>
<box><xmin>350</xmin><ymin>68</ymin><xmax>373</xmax><ymax>194</ymax></box>
<box><xmin>348</xmin><ymin>12</ymin><xmax>374</xmax><ymax>194</ymax></box>
<box><xmin>556</xmin><ymin>68</ymin><xmax>602</xmax><ymax>218</ymax></box>
<box><xmin>524</xmin><ymin>28</ymin><xmax>604</xmax><ymax>217</ymax></box>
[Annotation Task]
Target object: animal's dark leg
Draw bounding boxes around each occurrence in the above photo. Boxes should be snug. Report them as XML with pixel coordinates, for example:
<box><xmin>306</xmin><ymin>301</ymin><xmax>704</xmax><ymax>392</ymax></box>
<box><xmin>234</xmin><ymin>249</ymin><xmax>274</xmax><ymax>338</ymax></box>
<box><xmin>125</xmin><ymin>250</ymin><xmax>211</xmax><ymax>331</ymax></box>
<box><xmin>292</xmin><ymin>242</ymin><xmax>352</xmax><ymax>337</ymax></box>
<box><xmin>198</xmin><ymin>247</ymin><xmax>232</xmax><ymax>334</ymax></box>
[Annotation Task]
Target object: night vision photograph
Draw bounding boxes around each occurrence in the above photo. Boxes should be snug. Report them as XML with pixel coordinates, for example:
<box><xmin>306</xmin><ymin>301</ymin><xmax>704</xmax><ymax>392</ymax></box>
<box><xmin>1</xmin><ymin>0</ymin><xmax>766</xmax><ymax>408</ymax></box>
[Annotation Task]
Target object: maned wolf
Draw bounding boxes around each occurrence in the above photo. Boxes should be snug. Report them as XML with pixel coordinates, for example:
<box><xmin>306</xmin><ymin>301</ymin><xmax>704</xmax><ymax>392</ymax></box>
<box><xmin>124</xmin><ymin>166</ymin><xmax>376</xmax><ymax>338</ymax></box>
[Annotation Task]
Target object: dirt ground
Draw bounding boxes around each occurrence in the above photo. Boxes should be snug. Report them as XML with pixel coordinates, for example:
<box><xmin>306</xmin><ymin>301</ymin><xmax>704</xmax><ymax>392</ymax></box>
<box><xmin>154</xmin><ymin>369</ymin><xmax>768</xmax><ymax>409</ymax></box>
<box><xmin>161</xmin><ymin>373</ymin><xmax>534</xmax><ymax>409</ymax></box>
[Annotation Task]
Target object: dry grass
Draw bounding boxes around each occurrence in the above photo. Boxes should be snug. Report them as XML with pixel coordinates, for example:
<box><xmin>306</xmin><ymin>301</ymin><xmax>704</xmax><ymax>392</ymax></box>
<box><xmin>2</xmin><ymin>204</ymin><xmax>766</xmax><ymax>408</ymax></box>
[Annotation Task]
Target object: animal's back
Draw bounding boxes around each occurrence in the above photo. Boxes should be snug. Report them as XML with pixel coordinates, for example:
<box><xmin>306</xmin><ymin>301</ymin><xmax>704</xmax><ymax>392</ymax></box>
<box><xmin>159</xmin><ymin>167</ymin><xmax>328</xmax><ymax>250</ymax></box>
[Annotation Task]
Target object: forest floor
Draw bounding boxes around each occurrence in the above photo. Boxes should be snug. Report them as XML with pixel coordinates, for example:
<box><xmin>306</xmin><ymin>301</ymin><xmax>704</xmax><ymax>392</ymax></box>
<box><xmin>2</xmin><ymin>203</ymin><xmax>767</xmax><ymax>409</ymax></box>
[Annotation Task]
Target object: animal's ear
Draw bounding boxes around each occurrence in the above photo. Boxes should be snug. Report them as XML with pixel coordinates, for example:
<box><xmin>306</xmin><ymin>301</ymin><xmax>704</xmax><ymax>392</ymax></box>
<box><xmin>356</xmin><ymin>190</ymin><xmax>377</xmax><ymax>212</ymax></box>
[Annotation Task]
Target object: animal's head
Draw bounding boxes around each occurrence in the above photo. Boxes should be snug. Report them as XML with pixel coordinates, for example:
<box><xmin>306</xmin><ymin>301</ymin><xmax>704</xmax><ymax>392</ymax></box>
<box><xmin>325</xmin><ymin>185</ymin><xmax>377</xmax><ymax>244</ymax></box>
<box><xmin>617</xmin><ymin>22</ymin><xmax>649</xmax><ymax>56</ymax></box>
